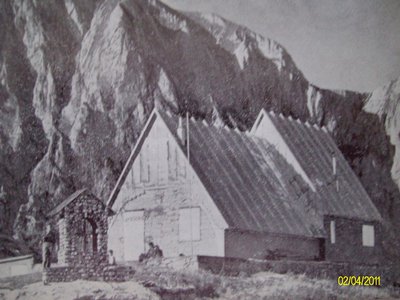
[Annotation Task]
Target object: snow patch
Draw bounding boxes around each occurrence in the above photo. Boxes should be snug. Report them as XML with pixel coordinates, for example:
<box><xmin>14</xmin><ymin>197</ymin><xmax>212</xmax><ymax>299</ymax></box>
<box><xmin>209</xmin><ymin>96</ymin><xmax>224</xmax><ymax>127</ymax></box>
<box><xmin>65</xmin><ymin>0</ymin><xmax>84</xmax><ymax>35</ymax></box>
<box><xmin>306</xmin><ymin>85</ymin><xmax>322</xmax><ymax>118</ymax></box>
<box><xmin>159</xmin><ymin>8</ymin><xmax>189</xmax><ymax>33</ymax></box>
<box><xmin>326</xmin><ymin>119</ymin><xmax>337</xmax><ymax>133</ymax></box>
<box><xmin>199</xmin><ymin>12</ymin><xmax>226</xmax><ymax>28</ymax></box>
<box><xmin>256</xmin><ymin>35</ymin><xmax>285</xmax><ymax>71</ymax></box>
<box><xmin>363</xmin><ymin>80</ymin><xmax>400</xmax><ymax>118</ymax></box>
<box><xmin>234</xmin><ymin>41</ymin><xmax>250</xmax><ymax>69</ymax></box>
<box><xmin>158</xmin><ymin>69</ymin><xmax>177</xmax><ymax>107</ymax></box>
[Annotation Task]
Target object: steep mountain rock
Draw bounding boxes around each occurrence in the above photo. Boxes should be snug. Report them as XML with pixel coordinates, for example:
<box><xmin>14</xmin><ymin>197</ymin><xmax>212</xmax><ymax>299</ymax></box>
<box><xmin>0</xmin><ymin>0</ymin><xmax>399</xmax><ymax>259</ymax></box>
<box><xmin>364</xmin><ymin>78</ymin><xmax>400</xmax><ymax>188</ymax></box>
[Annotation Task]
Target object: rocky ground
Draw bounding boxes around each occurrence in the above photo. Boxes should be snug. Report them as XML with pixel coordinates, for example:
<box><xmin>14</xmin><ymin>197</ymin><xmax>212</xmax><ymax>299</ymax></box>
<box><xmin>1</xmin><ymin>265</ymin><xmax>400</xmax><ymax>300</ymax></box>
<box><xmin>1</xmin><ymin>280</ymin><xmax>157</xmax><ymax>300</ymax></box>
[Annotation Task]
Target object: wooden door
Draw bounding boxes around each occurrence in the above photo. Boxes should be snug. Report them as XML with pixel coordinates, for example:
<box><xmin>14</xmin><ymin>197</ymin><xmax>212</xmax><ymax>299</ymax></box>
<box><xmin>124</xmin><ymin>210</ymin><xmax>145</xmax><ymax>261</ymax></box>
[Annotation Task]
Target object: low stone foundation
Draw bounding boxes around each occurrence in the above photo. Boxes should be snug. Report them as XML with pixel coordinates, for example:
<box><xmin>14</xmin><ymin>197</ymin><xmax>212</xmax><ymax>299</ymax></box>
<box><xmin>160</xmin><ymin>256</ymin><xmax>198</xmax><ymax>271</ymax></box>
<box><xmin>45</xmin><ymin>267</ymin><xmax>78</xmax><ymax>282</ymax></box>
<box><xmin>44</xmin><ymin>256</ymin><xmax>393</xmax><ymax>286</ymax></box>
<box><xmin>45</xmin><ymin>264</ymin><xmax>135</xmax><ymax>282</ymax></box>
<box><xmin>103</xmin><ymin>265</ymin><xmax>135</xmax><ymax>282</ymax></box>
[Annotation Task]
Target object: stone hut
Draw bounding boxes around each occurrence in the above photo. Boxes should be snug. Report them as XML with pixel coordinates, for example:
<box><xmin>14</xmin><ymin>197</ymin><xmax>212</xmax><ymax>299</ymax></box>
<box><xmin>45</xmin><ymin>189</ymin><xmax>115</xmax><ymax>281</ymax></box>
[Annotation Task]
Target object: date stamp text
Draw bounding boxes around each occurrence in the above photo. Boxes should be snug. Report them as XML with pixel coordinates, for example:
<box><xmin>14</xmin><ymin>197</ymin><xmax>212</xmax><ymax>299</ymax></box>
<box><xmin>337</xmin><ymin>276</ymin><xmax>380</xmax><ymax>286</ymax></box>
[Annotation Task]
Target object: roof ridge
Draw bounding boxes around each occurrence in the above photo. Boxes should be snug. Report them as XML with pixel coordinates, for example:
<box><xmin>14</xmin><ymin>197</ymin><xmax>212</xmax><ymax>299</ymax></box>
<box><xmin>268</xmin><ymin>110</ymin><xmax>326</xmax><ymax>130</ymax></box>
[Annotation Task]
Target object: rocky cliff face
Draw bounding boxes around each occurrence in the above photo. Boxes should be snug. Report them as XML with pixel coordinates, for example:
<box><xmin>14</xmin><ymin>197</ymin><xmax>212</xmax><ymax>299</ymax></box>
<box><xmin>364</xmin><ymin>78</ymin><xmax>400</xmax><ymax>189</ymax></box>
<box><xmin>0</xmin><ymin>0</ymin><xmax>399</xmax><ymax>253</ymax></box>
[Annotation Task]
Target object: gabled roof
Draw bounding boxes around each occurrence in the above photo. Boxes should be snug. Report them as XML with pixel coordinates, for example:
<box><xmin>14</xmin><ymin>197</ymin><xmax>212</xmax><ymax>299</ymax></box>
<box><xmin>252</xmin><ymin>109</ymin><xmax>382</xmax><ymax>222</ymax></box>
<box><xmin>108</xmin><ymin>109</ymin><xmax>324</xmax><ymax>238</ymax></box>
<box><xmin>47</xmin><ymin>189</ymin><xmax>114</xmax><ymax>218</ymax></box>
<box><xmin>107</xmin><ymin>110</ymin><xmax>157</xmax><ymax>208</ymax></box>
<box><xmin>107</xmin><ymin>107</ymin><xmax>382</xmax><ymax>240</ymax></box>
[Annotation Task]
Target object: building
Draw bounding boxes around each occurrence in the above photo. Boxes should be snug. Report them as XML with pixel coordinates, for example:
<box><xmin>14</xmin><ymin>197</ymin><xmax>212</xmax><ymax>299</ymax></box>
<box><xmin>47</xmin><ymin>189</ymin><xmax>113</xmax><ymax>266</ymax></box>
<box><xmin>106</xmin><ymin>108</ymin><xmax>382</xmax><ymax>264</ymax></box>
<box><xmin>45</xmin><ymin>189</ymin><xmax>113</xmax><ymax>281</ymax></box>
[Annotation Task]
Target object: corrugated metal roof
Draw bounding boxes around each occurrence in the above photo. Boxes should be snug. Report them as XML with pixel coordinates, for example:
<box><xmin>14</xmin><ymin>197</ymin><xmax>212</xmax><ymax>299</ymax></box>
<box><xmin>159</xmin><ymin>110</ymin><xmax>324</xmax><ymax>238</ymax></box>
<box><xmin>265</xmin><ymin>111</ymin><xmax>381</xmax><ymax>222</ymax></box>
<box><xmin>107</xmin><ymin>108</ymin><xmax>381</xmax><ymax>240</ymax></box>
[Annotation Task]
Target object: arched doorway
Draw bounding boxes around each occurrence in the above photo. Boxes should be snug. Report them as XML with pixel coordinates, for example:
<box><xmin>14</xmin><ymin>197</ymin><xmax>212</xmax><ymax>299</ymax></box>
<box><xmin>82</xmin><ymin>218</ymin><xmax>98</xmax><ymax>253</ymax></box>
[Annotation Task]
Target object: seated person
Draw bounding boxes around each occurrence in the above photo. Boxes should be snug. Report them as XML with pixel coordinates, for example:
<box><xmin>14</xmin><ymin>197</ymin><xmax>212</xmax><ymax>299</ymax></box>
<box><xmin>108</xmin><ymin>249</ymin><xmax>116</xmax><ymax>265</ymax></box>
<box><xmin>139</xmin><ymin>242</ymin><xmax>163</xmax><ymax>262</ymax></box>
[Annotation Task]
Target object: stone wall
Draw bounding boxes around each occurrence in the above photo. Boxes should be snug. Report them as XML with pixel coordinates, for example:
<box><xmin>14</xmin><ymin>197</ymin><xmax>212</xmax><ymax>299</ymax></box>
<box><xmin>47</xmin><ymin>190</ymin><xmax>111</xmax><ymax>283</ymax></box>
<box><xmin>45</xmin><ymin>265</ymin><xmax>134</xmax><ymax>282</ymax></box>
<box><xmin>57</xmin><ymin>193</ymin><xmax>109</xmax><ymax>267</ymax></box>
<box><xmin>46</xmin><ymin>254</ymin><xmax>392</xmax><ymax>285</ymax></box>
<box><xmin>103</xmin><ymin>265</ymin><xmax>135</xmax><ymax>282</ymax></box>
<box><xmin>57</xmin><ymin>218</ymin><xmax>67</xmax><ymax>265</ymax></box>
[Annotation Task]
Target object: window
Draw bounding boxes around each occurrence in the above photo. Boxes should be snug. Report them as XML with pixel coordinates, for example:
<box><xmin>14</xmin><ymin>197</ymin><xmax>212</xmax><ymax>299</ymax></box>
<box><xmin>330</xmin><ymin>220</ymin><xmax>336</xmax><ymax>244</ymax></box>
<box><xmin>167</xmin><ymin>141</ymin><xmax>177</xmax><ymax>181</ymax></box>
<box><xmin>140</xmin><ymin>145</ymin><xmax>150</xmax><ymax>182</ymax></box>
<box><xmin>157</xmin><ymin>140</ymin><xmax>168</xmax><ymax>184</ymax></box>
<box><xmin>178</xmin><ymin>207</ymin><xmax>200</xmax><ymax>241</ymax></box>
<box><xmin>362</xmin><ymin>225</ymin><xmax>374</xmax><ymax>247</ymax></box>
<box><xmin>82</xmin><ymin>218</ymin><xmax>97</xmax><ymax>253</ymax></box>
<box><xmin>177</xmin><ymin>149</ymin><xmax>186</xmax><ymax>179</ymax></box>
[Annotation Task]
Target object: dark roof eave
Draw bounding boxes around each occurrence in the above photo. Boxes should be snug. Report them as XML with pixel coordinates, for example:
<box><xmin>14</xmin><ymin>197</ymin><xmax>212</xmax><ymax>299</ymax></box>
<box><xmin>225</xmin><ymin>227</ymin><xmax>325</xmax><ymax>240</ymax></box>
<box><xmin>46</xmin><ymin>189</ymin><xmax>114</xmax><ymax>218</ymax></box>
<box><xmin>46</xmin><ymin>189</ymin><xmax>87</xmax><ymax>218</ymax></box>
<box><xmin>323</xmin><ymin>213</ymin><xmax>382</xmax><ymax>223</ymax></box>
<box><xmin>107</xmin><ymin>111</ymin><xmax>157</xmax><ymax>208</ymax></box>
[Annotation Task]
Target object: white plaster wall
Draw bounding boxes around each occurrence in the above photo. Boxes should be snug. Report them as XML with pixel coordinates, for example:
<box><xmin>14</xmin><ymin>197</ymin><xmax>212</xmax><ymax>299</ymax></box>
<box><xmin>108</xmin><ymin>114</ymin><xmax>227</xmax><ymax>261</ymax></box>
<box><xmin>0</xmin><ymin>255</ymin><xmax>34</xmax><ymax>278</ymax></box>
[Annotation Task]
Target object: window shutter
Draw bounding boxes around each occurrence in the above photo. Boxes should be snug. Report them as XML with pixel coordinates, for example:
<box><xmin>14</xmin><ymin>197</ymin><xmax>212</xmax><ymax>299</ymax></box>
<box><xmin>362</xmin><ymin>225</ymin><xmax>374</xmax><ymax>247</ymax></box>
<box><xmin>179</xmin><ymin>207</ymin><xmax>200</xmax><ymax>241</ymax></box>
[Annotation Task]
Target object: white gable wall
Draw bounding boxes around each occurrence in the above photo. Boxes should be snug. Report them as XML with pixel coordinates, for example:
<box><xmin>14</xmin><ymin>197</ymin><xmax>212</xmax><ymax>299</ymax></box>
<box><xmin>251</xmin><ymin>111</ymin><xmax>315</xmax><ymax>192</ymax></box>
<box><xmin>108</xmin><ymin>114</ymin><xmax>227</xmax><ymax>262</ymax></box>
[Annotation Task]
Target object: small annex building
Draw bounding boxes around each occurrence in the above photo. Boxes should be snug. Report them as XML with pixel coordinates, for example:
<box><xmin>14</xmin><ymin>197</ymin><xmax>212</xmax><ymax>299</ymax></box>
<box><xmin>106</xmin><ymin>108</ymin><xmax>382</xmax><ymax>264</ymax></box>
<box><xmin>45</xmin><ymin>189</ymin><xmax>114</xmax><ymax>281</ymax></box>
